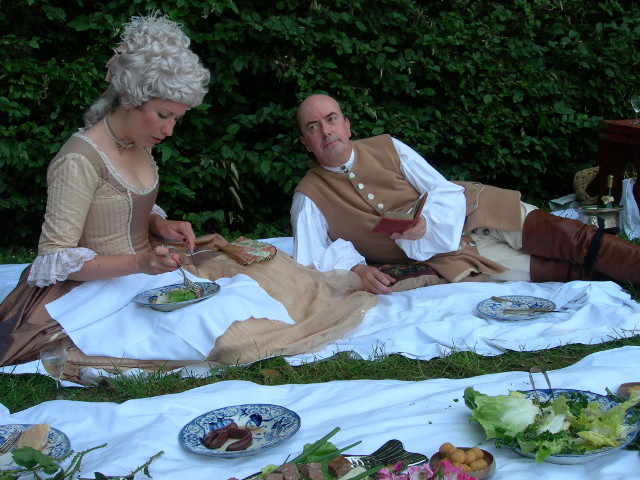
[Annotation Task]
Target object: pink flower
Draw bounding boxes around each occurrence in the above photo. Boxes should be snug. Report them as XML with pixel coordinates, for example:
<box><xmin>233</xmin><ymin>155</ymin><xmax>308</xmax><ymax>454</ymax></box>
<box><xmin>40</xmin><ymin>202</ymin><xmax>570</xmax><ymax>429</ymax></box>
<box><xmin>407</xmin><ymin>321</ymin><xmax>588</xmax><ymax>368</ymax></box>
<box><xmin>407</xmin><ymin>463</ymin><xmax>435</xmax><ymax>480</ymax></box>
<box><xmin>435</xmin><ymin>460</ymin><xmax>474</xmax><ymax>480</ymax></box>
<box><xmin>376</xmin><ymin>459</ymin><xmax>475</xmax><ymax>480</ymax></box>
<box><xmin>377</xmin><ymin>467</ymin><xmax>393</xmax><ymax>479</ymax></box>
<box><xmin>377</xmin><ymin>466</ymin><xmax>408</xmax><ymax>480</ymax></box>
<box><xmin>377</xmin><ymin>471</ymin><xmax>408</xmax><ymax>480</ymax></box>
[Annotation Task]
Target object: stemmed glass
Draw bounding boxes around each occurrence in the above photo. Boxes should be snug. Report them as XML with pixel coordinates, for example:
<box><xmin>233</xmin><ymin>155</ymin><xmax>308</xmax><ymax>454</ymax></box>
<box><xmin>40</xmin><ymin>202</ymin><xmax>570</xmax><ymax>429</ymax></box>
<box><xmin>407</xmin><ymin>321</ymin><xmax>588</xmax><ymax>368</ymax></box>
<box><xmin>630</xmin><ymin>95</ymin><xmax>640</xmax><ymax>125</ymax></box>
<box><xmin>40</xmin><ymin>345</ymin><xmax>67</xmax><ymax>399</ymax></box>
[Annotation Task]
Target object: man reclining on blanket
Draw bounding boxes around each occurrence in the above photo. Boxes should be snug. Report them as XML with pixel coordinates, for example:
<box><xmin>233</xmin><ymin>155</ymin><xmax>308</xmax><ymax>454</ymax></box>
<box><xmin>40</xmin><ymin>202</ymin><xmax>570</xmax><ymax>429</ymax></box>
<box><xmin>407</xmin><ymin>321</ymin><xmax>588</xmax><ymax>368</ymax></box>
<box><xmin>291</xmin><ymin>94</ymin><xmax>640</xmax><ymax>294</ymax></box>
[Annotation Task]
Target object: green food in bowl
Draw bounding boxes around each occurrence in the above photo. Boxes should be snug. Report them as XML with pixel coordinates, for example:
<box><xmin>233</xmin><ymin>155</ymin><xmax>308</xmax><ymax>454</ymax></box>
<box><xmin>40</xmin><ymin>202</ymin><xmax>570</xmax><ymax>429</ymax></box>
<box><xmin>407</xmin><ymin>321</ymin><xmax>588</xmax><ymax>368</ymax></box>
<box><xmin>163</xmin><ymin>288</ymin><xmax>197</xmax><ymax>303</ymax></box>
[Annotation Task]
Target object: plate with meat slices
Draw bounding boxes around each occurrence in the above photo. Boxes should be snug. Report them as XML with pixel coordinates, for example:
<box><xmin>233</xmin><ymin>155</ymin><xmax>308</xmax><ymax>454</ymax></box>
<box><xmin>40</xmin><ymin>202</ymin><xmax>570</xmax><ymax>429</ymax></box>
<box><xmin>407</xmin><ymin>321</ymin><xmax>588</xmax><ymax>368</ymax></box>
<box><xmin>178</xmin><ymin>404</ymin><xmax>301</xmax><ymax>458</ymax></box>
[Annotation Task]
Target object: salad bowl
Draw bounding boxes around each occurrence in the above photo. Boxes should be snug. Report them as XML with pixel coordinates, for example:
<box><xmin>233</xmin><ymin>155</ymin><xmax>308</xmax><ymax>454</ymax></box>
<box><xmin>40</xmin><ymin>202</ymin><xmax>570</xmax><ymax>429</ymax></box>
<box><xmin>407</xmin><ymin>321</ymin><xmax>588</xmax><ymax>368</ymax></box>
<box><xmin>132</xmin><ymin>282</ymin><xmax>220</xmax><ymax>312</ymax></box>
<box><xmin>514</xmin><ymin>388</ymin><xmax>640</xmax><ymax>464</ymax></box>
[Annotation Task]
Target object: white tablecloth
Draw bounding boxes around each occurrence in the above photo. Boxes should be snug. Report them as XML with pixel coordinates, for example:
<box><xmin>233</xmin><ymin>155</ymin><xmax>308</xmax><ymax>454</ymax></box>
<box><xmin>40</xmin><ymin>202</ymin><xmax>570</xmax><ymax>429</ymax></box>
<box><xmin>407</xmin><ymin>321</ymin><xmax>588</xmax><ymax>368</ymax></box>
<box><xmin>46</xmin><ymin>271</ymin><xmax>294</xmax><ymax>360</ymax></box>
<box><xmin>1</xmin><ymin>346</ymin><xmax>638</xmax><ymax>479</ymax></box>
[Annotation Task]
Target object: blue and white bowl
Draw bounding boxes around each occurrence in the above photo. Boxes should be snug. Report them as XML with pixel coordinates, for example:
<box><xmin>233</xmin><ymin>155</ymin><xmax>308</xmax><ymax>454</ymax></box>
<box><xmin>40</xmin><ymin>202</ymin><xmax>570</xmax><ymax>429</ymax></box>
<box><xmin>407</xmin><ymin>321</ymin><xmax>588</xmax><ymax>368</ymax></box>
<box><xmin>132</xmin><ymin>282</ymin><xmax>220</xmax><ymax>312</ymax></box>
<box><xmin>179</xmin><ymin>404</ymin><xmax>301</xmax><ymax>458</ymax></box>
<box><xmin>0</xmin><ymin>424</ymin><xmax>71</xmax><ymax>470</ymax></box>
<box><xmin>477</xmin><ymin>295</ymin><xmax>556</xmax><ymax>321</ymax></box>
<box><xmin>513</xmin><ymin>388</ymin><xmax>640</xmax><ymax>464</ymax></box>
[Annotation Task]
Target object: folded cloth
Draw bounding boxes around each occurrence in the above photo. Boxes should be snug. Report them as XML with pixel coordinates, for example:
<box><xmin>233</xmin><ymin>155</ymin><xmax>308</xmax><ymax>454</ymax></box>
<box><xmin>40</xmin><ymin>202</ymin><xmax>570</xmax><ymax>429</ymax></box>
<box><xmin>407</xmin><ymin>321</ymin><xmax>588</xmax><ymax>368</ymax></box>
<box><xmin>620</xmin><ymin>177</ymin><xmax>640</xmax><ymax>240</ymax></box>
<box><xmin>165</xmin><ymin>236</ymin><xmax>277</xmax><ymax>267</ymax></box>
<box><xmin>216</xmin><ymin>236</ymin><xmax>277</xmax><ymax>265</ymax></box>
<box><xmin>46</xmin><ymin>271</ymin><xmax>294</xmax><ymax>360</ymax></box>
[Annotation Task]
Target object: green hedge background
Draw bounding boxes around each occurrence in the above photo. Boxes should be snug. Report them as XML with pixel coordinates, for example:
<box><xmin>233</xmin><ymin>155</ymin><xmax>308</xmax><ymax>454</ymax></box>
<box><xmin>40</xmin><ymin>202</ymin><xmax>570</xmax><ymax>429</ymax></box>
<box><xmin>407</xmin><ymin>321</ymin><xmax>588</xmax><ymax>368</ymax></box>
<box><xmin>1</xmin><ymin>0</ymin><xmax>639</xmax><ymax>248</ymax></box>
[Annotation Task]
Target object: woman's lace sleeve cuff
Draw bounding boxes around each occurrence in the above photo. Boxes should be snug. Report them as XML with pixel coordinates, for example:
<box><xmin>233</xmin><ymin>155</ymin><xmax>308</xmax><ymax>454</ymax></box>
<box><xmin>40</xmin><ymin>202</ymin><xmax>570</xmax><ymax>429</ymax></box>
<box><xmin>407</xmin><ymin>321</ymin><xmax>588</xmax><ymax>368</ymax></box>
<box><xmin>27</xmin><ymin>248</ymin><xmax>97</xmax><ymax>287</ymax></box>
<box><xmin>151</xmin><ymin>204</ymin><xmax>167</xmax><ymax>219</ymax></box>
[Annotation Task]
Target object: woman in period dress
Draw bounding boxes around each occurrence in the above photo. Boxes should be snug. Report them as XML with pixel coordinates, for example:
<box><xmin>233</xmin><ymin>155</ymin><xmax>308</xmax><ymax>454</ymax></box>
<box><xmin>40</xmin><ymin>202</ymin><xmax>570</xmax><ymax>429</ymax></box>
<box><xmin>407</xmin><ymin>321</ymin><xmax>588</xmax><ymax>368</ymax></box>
<box><xmin>0</xmin><ymin>13</ymin><xmax>210</xmax><ymax>379</ymax></box>
<box><xmin>0</xmin><ymin>13</ymin><xmax>376</xmax><ymax>383</ymax></box>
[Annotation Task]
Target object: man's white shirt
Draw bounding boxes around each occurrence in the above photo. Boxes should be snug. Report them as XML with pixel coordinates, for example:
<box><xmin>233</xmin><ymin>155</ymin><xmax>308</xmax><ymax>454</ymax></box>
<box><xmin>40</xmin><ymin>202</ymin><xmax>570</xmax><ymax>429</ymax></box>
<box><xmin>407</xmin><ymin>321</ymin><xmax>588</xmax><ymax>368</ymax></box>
<box><xmin>291</xmin><ymin>137</ymin><xmax>466</xmax><ymax>271</ymax></box>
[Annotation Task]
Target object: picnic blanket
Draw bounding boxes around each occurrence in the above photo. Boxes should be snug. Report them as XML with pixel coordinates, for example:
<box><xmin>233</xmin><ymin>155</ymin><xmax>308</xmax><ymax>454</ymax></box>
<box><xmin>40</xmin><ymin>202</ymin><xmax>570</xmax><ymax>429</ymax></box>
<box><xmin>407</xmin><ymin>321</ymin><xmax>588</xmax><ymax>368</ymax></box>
<box><xmin>0</xmin><ymin>346</ymin><xmax>638</xmax><ymax>479</ymax></box>
<box><xmin>1</xmin><ymin>237</ymin><xmax>639</xmax><ymax>382</ymax></box>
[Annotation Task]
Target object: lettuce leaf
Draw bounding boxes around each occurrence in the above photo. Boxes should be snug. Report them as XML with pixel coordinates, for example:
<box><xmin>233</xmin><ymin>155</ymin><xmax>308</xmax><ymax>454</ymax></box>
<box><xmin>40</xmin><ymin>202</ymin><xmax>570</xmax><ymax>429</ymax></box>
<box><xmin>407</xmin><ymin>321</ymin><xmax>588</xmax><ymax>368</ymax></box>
<box><xmin>465</xmin><ymin>387</ymin><xmax>640</xmax><ymax>463</ymax></box>
<box><xmin>463</xmin><ymin>387</ymin><xmax>540</xmax><ymax>438</ymax></box>
<box><xmin>516</xmin><ymin>430</ymin><xmax>569</xmax><ymax>463</ymax></box>
<box><xmin>165</xmin><ymin>289</ymin><xmax>196</xmax><ymax>303</ymax></box>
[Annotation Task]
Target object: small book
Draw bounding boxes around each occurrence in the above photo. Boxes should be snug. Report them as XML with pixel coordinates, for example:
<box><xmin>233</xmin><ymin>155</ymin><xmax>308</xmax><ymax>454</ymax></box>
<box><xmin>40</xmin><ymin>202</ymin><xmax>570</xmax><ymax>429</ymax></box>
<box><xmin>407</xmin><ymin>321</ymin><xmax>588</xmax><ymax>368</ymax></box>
<box><xmin>371</xmin><ymin>194</ymin><xmax>427</xmax><ymax>234</ymax></box>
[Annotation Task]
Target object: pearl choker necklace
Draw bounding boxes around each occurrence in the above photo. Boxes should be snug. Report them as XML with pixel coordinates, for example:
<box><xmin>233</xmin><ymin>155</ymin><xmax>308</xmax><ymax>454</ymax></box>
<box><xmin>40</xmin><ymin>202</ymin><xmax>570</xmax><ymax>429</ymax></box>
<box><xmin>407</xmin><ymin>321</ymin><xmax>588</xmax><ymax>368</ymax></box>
<box><xmin>104</xmin><ymin>114</ymin><xmax>134</xmax><ymax>153</ymax></box>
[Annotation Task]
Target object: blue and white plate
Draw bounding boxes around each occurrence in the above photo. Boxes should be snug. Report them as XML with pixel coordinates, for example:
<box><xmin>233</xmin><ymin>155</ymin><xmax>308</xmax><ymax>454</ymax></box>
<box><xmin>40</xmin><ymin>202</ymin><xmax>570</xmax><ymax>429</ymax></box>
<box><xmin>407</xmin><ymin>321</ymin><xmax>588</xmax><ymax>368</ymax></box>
<box><xmin>132</xmin><ymin>282</ymin><xmax>220</xmax><ymax>312</ymax></box>
<box><xmin>513</xmin><ymin>388</ymin><xmax>640</xmax><ymax>464</ymax></box>
<box><xmin>476</xmin><ymin>295</ymin><xmax>556</xmax><ymax>321</ymax></box>
<box><xmin>179</xmin><ymin>404</ymin><xmax>301</xmax><ymax>458</ymax></box>
<box><xmin>0</xmin><ymin>424</ymin><xmax>71</xmax><ymax>471</ymax></box>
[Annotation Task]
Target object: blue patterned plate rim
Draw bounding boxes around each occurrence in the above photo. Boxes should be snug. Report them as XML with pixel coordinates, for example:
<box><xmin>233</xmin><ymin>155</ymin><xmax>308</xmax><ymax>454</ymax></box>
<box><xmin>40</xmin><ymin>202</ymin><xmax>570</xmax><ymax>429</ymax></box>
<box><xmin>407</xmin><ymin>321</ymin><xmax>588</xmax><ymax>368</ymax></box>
<box><xmin>511</xmin><ymin>388</ymin><xmax>640</xmax><ymax>464</ymax></box>
<box><xmin>476</xmin><ymin>295</ymin><xmax>556</xmax><ymax>321</ymax></box>
<box><xmin>132</xmin><ymin>282</ymin><xmax>220</xmax><ymax>307</ymax></box>
<box><xmin>0</xmin><ymin>424</ymin><xmax>71</xmax><ymax>470</ymax></box>
<box><xmin>178</xmin><ymin>403</ymin><xmax>301</xmax><ymax>458</ymax></box>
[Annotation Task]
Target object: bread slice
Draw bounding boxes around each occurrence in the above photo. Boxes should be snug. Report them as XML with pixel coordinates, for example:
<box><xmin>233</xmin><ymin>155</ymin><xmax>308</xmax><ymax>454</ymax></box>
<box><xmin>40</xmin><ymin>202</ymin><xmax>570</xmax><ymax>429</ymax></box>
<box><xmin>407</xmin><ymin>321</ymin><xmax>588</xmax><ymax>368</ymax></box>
<box><xmin>16</xmin><ymin>423</ymin><xmax>50</xmax><ymax>451</ymax></box>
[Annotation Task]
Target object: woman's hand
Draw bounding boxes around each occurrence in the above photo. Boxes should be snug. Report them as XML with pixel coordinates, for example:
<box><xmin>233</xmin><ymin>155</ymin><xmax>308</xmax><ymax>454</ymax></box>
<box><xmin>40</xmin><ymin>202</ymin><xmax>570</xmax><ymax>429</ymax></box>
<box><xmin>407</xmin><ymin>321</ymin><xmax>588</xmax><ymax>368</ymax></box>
<box><xmin>149</xmin><ymin>215</ymin><xmax>196</xmax><ymax>250</ymax></box>
<box><xmin>134</xmin><ymin>246</ymin><xmax>181</xmax><ymax>275</ymax></box>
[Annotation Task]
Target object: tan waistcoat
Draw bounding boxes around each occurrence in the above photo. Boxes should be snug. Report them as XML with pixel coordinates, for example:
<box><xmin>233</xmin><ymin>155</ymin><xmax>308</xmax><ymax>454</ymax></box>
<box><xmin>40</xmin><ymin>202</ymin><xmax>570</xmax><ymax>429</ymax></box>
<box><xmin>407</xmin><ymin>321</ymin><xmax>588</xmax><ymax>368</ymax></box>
<box><xmin>295</xmin><ymin>134</ymin><xmax>523</xmax><ymax>282</ymax></box>
<box><xmin>296</xmin><ymin>135</ymin><xmax>419</xmax><ymax>263</ymax></box>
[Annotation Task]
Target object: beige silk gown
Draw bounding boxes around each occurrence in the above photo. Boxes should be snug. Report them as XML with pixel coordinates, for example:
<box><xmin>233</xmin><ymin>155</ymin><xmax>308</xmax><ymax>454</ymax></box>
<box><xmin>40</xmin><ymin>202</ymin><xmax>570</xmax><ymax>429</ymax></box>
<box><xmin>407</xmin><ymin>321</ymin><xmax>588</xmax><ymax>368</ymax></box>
<box><xmin>0</xmin><ymin>134</ymin><xmax>376</xmax><ymax>383</ymax></box>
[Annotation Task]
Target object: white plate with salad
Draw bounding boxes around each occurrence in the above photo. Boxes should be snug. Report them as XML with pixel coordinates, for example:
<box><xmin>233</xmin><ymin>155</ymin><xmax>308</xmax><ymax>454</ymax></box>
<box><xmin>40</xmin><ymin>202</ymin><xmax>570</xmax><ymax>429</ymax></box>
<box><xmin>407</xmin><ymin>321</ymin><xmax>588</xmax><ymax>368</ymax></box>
<box><xmin>132</xmin><ymin>282</ymin><xmax>220</xmax><ymax>312</ymax></box>
<box><xmin>464</xmin><ymin>387</ymin><xmax>640</xmax><ymax>464</ymax></box>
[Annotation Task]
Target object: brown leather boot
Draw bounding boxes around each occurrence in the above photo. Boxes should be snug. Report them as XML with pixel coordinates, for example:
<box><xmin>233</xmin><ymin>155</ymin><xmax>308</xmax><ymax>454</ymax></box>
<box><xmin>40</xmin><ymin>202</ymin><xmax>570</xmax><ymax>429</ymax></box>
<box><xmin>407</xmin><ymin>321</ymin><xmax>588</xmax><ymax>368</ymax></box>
<box><xmin>529</xmin><ymin>256</ymin><xmax>593</xmax><ymax>282</ymax></box>
<box><xmin>592</xmin><ymin>230</ymin><xmax>640</xmax><ymax>284</ymax></box>
<box><xmin>522</xmin><ymin>209</ymin><xmax>640</xmax><ymax>284</ymax></box>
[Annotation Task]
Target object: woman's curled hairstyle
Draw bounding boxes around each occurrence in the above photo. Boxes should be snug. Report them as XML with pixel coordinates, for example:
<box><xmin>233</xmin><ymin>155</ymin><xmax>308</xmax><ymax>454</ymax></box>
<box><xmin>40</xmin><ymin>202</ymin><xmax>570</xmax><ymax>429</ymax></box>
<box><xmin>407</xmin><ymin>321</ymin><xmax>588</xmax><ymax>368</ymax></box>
<box><xmin>84</xmin><ymin>12</ymin><xmax>210</xmax><ymax>128</ymax></box>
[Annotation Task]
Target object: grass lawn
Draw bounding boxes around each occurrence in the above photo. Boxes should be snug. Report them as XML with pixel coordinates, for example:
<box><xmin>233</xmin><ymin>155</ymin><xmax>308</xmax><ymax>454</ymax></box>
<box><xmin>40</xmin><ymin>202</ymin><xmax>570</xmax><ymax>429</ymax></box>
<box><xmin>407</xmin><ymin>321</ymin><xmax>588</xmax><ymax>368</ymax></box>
<box><xmin>3</xmin><ymin>335</ymin><xmax>640</xmax><ymax>414</ymax></box>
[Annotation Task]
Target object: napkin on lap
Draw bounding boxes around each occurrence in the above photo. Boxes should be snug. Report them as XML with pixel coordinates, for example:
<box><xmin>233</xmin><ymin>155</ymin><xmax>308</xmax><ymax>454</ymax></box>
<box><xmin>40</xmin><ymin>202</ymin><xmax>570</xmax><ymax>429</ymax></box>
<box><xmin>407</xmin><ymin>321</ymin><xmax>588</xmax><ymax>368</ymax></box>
<box><xmin>46</xmin><ymin>272</ymin><xmax>294</xmax><ymax>360</ymax></box>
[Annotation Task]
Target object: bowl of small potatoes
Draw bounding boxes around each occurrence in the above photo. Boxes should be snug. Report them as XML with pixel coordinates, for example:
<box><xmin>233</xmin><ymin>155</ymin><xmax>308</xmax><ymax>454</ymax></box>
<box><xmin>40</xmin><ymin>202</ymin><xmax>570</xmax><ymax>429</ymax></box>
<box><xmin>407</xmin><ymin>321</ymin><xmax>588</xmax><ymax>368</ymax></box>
<box><xmin>429</xmin><ymin>443</ymin><xmax>496</xmax><ymax>479</ymax></box>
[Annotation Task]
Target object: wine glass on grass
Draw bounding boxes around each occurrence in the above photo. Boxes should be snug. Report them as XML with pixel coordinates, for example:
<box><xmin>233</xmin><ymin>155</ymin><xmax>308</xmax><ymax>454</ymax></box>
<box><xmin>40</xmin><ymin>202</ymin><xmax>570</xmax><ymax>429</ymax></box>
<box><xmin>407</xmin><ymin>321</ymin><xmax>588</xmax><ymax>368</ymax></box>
<box><xmin>40</xmin><ymin>345</ymin><xmax>67</xmax><ymax>399</ymax></box>
<box><xmin>630</xmin><ymin>95</ymin><xmax>640</xmax><ymax>125</ymax></box>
